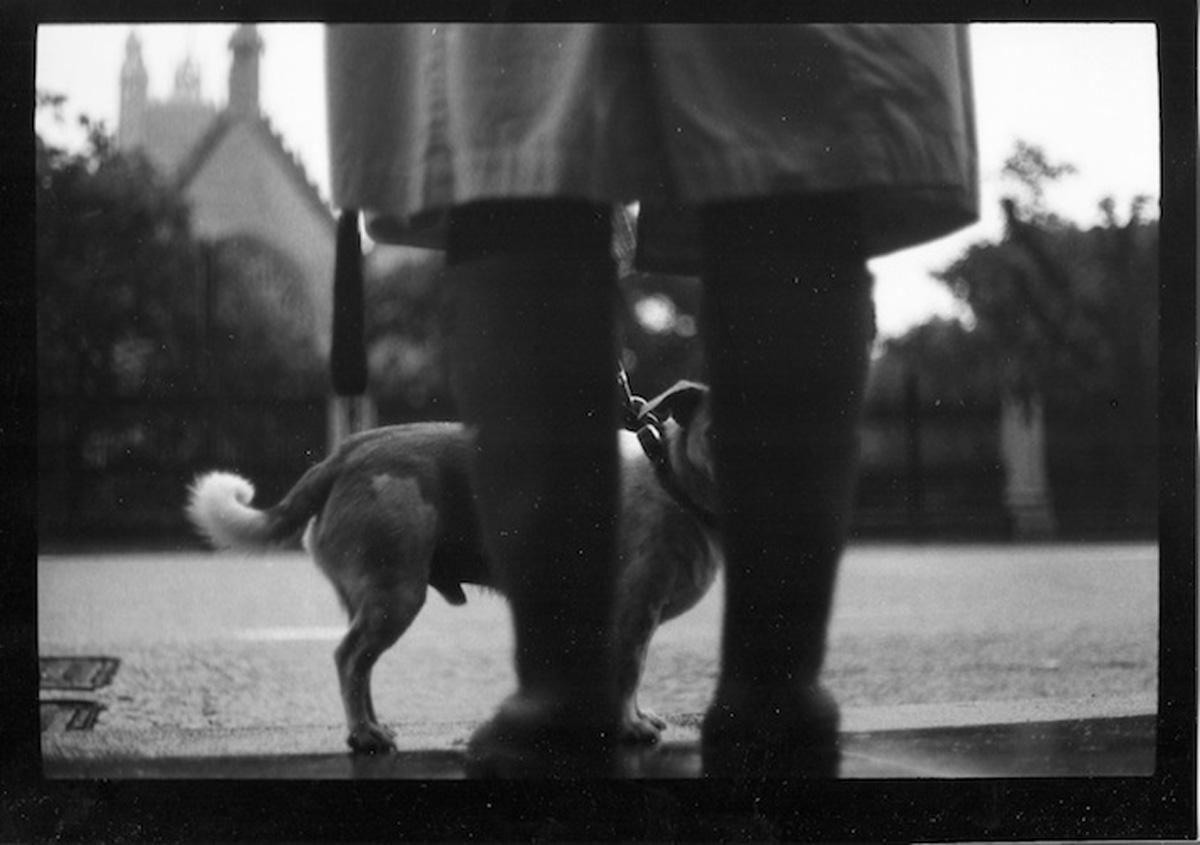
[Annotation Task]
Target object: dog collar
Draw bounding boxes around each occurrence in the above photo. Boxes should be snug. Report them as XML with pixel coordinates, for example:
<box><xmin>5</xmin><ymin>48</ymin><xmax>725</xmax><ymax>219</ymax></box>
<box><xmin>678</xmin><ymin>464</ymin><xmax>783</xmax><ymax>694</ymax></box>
<box><xmin>618</xmin><ymin>367</ymin><xmax>720</xmax><ymax>531</ymax></box>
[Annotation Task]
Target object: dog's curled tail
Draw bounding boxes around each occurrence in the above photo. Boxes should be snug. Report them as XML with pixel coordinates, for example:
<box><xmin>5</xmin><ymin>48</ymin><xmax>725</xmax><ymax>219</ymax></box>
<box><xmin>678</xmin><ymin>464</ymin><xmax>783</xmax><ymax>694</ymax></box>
<box><xmin>186</xmin><ymin>471</ymin><xmax>275</xmax><ymax>550</ymax></box>
<box><xmin>187</xmin><ymin>457</ymin><xmax>338</xmax><ymax>551</ymax></box>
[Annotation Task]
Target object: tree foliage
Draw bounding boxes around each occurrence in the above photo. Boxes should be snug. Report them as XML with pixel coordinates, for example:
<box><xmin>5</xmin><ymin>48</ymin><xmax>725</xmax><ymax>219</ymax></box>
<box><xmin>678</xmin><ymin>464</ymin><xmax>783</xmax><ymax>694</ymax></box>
<box><xmin>1001</xmin><ymin>139</ymin><xmax>1078</xmax><ymax>222</ymax></box>
<box><xmin>37</xmin><ymin>94</ymin><xmax>327</xmax><ymax>400</ymax></box>
<box><xmin>38</xmin><ymin>94</ymin><xmax>335</xmax><ymax>540</ymax></box>
<box><xmin>37</xmin><ymin>95</ymin><xmax>203</xmax><ymax>398</ymax></box>
<box><xmin>934</xmin><ymin>144</ymin><xmax>1157</xmax><ymax>409</ymax></box>
<box><xmin>363</xmin><ymin>250</ymin><xmax>455</xmax><ymax>418</ymax></box>
<box><xmin>205</xmin><ymin>236</ymin><xmax>326</xmax><ymax>396</ymax></box>
<box><xmin>866</xmin><ymin>317</ymin><xmax>1000</xmax><ymax>411</ymax></box>
<box><xmin>893</xmin><ymin>140</ymin><xmax>1159</xmax><ymax>530</ymax></box>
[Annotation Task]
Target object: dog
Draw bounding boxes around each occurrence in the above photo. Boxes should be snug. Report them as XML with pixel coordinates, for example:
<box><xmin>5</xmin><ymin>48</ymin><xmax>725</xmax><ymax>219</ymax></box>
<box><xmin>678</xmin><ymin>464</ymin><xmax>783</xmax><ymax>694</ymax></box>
<box><xmin>186</xmin><ymin>380</ymin><xmax>722</xmax><ymax>754</ymax></box>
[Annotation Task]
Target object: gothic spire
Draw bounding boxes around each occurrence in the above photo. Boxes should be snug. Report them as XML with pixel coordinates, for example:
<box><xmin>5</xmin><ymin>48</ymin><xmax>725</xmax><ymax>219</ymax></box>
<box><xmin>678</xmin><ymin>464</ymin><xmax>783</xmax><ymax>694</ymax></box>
<box><xmin>228</xmin><ymin>24</ymin><xmax>264</xmax><ymax>118</ymax></box>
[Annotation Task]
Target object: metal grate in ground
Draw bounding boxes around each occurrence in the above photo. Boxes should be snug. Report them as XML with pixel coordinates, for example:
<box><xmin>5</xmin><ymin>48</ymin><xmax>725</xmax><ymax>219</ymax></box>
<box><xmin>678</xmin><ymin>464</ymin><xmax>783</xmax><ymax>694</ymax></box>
<box><xmin>39</xmin><ymin>656</ymin><xmax>121</xmax><ymax>734</ymax></box>
<box><xmin>40</xmin><ymin>700</ymin><xmax>105</xmax><ymax>733</ymax></box>
<box><xmin>39</xmin><ymin>656</ymin><xmax>120</xmax><ymax>691</ymax></box>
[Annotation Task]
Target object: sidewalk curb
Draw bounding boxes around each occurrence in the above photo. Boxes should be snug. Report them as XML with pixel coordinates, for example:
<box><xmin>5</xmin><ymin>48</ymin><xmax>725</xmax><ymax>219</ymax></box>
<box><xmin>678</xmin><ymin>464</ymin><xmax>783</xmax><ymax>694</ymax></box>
<box><xmin>838</xmin><ymin>693</ymin><xmax>1156</xmax><ymax>732</ymax></box>
<box><xmin>42</xmin><ymin>714</ymin><xmax>1157</xmax><ymax>780</ymax></box>
<box><xmin>42</xmin><ymin>695</ymin><xmax>1156</xmax><ymax>767</ymax></box>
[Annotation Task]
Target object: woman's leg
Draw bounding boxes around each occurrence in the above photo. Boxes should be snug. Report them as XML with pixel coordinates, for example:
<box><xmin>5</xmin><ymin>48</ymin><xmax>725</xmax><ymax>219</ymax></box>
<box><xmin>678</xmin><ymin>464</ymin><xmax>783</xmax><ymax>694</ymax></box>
<box><xmin>698</xmin><ymin>196</ymin><xmax>875</xmax><ymax>776</ymax></box>
<box><xmin>445</xmin><ymin>200</ymin><xmax>622</xmax><ymax>776</ymax></box>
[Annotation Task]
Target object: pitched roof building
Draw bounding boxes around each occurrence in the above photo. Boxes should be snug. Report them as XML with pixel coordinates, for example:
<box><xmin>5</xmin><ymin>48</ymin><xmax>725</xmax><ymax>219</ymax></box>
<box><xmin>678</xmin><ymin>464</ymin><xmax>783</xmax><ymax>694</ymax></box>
<box><xmin>118</xmin><ymin>25</ymin><xmax>335</xmax><ymax>355</ymax></box>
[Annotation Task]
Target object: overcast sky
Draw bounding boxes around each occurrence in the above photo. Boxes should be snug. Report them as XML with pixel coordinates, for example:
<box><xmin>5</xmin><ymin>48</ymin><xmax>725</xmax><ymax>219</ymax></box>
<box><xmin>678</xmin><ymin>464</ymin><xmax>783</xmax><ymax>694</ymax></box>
<box><xmin>35</xmin><ymin>23</ymin><xmax>1161</xmax><ymax>338</ymax></box>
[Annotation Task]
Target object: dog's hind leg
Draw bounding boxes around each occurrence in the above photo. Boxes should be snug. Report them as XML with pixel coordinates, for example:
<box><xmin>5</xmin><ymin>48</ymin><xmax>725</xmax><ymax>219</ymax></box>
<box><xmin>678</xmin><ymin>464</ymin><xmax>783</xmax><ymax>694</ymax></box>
<box><xmin>319</xmin><ymin>475</ymin><xmax>439</xmax><ymax>755</ymax></box>
<box><xmin>337</xmin><ymin>583</ymin><xmax>426</xmax><ymax>754</ymax></box>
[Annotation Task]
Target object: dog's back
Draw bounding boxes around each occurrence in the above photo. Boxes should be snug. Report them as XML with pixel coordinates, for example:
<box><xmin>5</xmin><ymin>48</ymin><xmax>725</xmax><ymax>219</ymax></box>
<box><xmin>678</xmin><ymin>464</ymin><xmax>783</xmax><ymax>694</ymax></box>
<box><xmin>295</xmin><ymin>423</ymin><xmax>487</xmax><ymax>607</ymax></box>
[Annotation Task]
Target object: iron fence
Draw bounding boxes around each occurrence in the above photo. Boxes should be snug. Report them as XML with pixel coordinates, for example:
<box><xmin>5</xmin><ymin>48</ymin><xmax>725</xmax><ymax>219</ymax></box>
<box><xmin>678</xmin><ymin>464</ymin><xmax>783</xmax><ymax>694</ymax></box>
<box><xmin>37</xmin><ymin>394</ymin><xmax>1152</xmax><ymax>545</ymax></box>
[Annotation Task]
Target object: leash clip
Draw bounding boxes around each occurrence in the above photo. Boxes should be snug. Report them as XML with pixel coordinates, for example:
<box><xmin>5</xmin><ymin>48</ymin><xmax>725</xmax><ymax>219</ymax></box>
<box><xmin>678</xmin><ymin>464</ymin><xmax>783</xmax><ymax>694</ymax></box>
<box><xmin>617</xmin><ymin>361</ymin><xmax>669</xmax><ymax>466</ymax></box>
<box><xmin>616</xmin><ymin>361</ymin><xmax>720</xmax><ymax>531</ymax></box>
<box><xmin>617</xmin><ymin>363</ymin><xmax>648</xmax><ymax>430</ymax></box>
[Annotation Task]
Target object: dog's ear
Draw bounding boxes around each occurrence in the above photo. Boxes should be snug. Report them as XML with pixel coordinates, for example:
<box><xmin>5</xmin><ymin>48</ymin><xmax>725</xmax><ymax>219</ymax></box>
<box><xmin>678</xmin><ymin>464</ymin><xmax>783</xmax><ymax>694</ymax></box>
<box><xmin>643</xmin><ymin>380</ymin><xmax>709</xmax><ymax>427</ymax></box>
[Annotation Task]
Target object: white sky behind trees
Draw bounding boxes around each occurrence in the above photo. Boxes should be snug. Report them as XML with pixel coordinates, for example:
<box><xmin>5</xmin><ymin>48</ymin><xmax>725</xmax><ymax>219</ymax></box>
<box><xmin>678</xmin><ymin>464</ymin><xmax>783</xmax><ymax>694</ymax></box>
<box><xmin>35</xmin><ymin>23</ymin><xmax>1161</xmax><ymax>338</ymax></box>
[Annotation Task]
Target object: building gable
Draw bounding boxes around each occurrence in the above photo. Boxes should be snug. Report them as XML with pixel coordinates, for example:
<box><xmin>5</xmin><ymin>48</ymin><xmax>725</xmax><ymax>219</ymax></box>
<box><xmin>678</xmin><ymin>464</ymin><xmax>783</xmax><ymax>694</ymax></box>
<box><xmin>181</xmin><ymin>117</ymin><xmax>336</xmax><ymax>354</ymax></box>
<box><xmin>140</xmin><ymin>100</ymin><xmax>220</xmax><ymax>176</ymax></box>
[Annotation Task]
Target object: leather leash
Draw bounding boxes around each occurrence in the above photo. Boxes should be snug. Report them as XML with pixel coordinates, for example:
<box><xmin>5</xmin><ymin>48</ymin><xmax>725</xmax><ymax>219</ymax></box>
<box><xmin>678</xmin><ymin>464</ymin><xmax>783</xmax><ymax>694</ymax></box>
<box><xmin>617</xmin><ymin>364</ymin><xmax>720</xmax><ymax>531</ymax></box>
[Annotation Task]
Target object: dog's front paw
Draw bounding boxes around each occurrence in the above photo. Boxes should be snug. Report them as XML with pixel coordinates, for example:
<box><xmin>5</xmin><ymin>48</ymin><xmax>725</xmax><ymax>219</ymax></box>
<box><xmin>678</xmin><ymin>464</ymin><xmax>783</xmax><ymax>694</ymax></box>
<box><xmin>619</xmin><ymin>705</ymin><xmax>667</xmax><ymax>745</ymax></box>
<box><xmin>347</xmin><ymin>722</ymin><xmax>397</xmax><ymax>755</ymax></box>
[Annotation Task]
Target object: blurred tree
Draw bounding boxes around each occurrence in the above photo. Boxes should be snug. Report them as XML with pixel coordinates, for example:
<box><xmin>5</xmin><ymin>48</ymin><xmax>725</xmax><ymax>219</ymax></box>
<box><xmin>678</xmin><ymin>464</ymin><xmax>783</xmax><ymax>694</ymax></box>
<box><xmin>38</xmin><ymin>94</ymin><xmax>327</xmax><ymax>401</ymax></box>
<box><xmin>935</xmin><ymin>143</ymin><xmax>1157</xmax><ymax>411</ymax></box>
<box><xmin>866</xmin><ymin>317</ymin><xmax>1000</xmax><ymax>411</ymax></box>
<box><xmin>205</xmin><ymin>236</ymin><xmax>325</xmax><ymax>397</ymax></box>
<box><xmin>363</xmin><ymin>250</ymin><xmax>456</xmax><ymax>420</ymax></box>
<box><xmin>1001</xmin><ymin>139</ymin><xmax>1078</xmax><ymax>222</ymax></box>
<box><xmin>617</xmin><ymin>271</ymin><xmax>706</xmax><ymax>399</ymax></box>
<box><xmin>38</xmin><ymin>95</ymin><xmax>334</xmax><ymax>535</ymax></box>
<box><xmin>928</xmin><ymin>141</ymin><xmax>1157</xmax><ymax>532</ymax></box>
<box><xmin>37</xmin><ymin>94</ymin><xmax>207</xmax><ymax>529</ymax></box>
<box><xmin>37</xmin><ymin>94</ymin><xmax>203</xmax><ymax>400</ymax></box>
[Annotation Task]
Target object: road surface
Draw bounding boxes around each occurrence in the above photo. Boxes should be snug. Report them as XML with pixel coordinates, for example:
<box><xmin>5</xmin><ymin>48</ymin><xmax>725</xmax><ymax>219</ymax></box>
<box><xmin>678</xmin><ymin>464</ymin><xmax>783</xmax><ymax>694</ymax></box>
<box><xmin>38</xmin><ymin>542</ymin><xmax>1157</xmax><ymax>748</ymax></box>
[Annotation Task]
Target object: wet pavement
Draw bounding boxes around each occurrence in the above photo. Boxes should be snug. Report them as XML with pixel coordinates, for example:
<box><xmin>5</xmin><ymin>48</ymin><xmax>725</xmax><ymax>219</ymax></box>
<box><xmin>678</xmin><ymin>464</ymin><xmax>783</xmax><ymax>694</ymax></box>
<box><xmin>38</xmin><ymin>542</ymin><xmax>1159</xmax><ymax>779</ymax></box>
<box><xmin>42</xmin><ymin>707</ymin><xmax>1155</xmax><ymax>779</ymax></box>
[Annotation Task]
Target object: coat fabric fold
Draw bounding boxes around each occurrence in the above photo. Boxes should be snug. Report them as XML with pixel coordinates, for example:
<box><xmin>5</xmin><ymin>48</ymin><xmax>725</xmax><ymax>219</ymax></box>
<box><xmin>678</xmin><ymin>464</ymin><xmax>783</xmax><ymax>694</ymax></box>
<box><xmin>327</xmin><ymin>23</ymin><xmax>979</xmax><ymax>273</ymax></box>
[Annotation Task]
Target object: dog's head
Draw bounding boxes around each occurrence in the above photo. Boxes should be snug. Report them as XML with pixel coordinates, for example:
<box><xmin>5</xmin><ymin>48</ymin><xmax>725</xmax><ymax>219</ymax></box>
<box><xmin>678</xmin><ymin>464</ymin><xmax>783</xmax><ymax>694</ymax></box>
<box><xmin>640</xmin><ymin>380</ymin><xmax>719</xmax><ymax>517</ymax></box>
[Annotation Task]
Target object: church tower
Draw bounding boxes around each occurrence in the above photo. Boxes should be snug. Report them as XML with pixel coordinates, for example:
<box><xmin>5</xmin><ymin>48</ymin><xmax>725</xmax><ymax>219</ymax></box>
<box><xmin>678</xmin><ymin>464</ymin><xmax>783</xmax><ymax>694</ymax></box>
<box><xmin>117</xmin><ymin>30</ymin><xmax>148</xmax><ymax>150</ymax></box>
<box><xmin>228</xmin><ymin>24</ymin><xmax>264</xmax><ymax>118</ymax></box>
<box><xmin>173</xmin><ymin>53</ymin><xmax>204</xmax><ymax>103</ymax></box>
